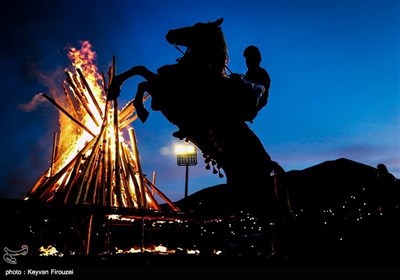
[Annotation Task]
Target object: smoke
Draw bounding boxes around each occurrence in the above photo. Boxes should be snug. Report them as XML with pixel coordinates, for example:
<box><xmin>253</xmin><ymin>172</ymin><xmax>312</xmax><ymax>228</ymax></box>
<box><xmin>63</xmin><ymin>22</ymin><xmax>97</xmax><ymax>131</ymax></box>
<box><xmin>17</xmin><ymin>93</ymin><xmax>47</xmax><ymax>112</ymax></box>
<box><xmin>17</xmin><ymin>65</ymin><xmax>65</xmax><ymax>113</ymax></box>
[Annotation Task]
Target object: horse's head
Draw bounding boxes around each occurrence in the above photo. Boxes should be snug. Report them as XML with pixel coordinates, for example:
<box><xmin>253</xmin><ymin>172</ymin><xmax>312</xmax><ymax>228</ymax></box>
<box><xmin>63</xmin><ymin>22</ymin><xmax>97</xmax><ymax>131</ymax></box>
<box><xmin>166</xmin><ymin>18</ymin><xmax>227</xmax><ymax>74</ymax></box>
<box><xmin>166</xmin><ymin>18</ymin><xmax>223</xmax><ymax>46</ymax></box>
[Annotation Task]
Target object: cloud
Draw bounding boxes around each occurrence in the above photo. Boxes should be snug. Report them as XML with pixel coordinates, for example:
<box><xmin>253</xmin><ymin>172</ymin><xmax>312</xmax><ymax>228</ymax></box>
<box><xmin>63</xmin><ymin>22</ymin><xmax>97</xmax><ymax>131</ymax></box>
<box><xmin>160</xmin><ymin>145</ymin><xmax>175</xmax><ymax>156</ymax></box>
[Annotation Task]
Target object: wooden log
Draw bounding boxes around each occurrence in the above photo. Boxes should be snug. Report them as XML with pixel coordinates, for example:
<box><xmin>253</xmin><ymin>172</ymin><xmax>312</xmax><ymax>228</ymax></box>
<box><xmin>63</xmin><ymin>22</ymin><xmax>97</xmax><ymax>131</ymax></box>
<box><xmin>80</xmin><ymin>147</ymin><xmax>100</xmax><ymax>203</ymax></box>
<box><xmin>50</xmin><ymin>132</ymin><xmax>58</xmax><ymax>177</ymax></box>
<box><xmin>107</xmin><ymin>136</ymin><xmax>113</xmax><ymax>207</ymax></box>
<box><xmin>51</xmin><ymin>165</ymin><xmax>74</xmax><ymax>203</ymax></box>
<box><xmin>113</xmin><ymin>101</ymin><xmax>123</xmax><ymax>207</ymax></box>
<box><xmin>90</xmin><ymin>149</ymin><xmax>103</xmax><ymax>205</ymax></box>
<box><xmin>119</xmin><ymin>144</ymin><xmax>134</xmax><ymax>208</ymax></box>
<box><xmin>119</xmin><ymin>115</ymin><xmax>138</xmax><ymax>130</ymax></box>
<box><xmin>144</xmin><ymin>177</ymin><xmax>181</xmax><ymax>212</ymax></box>
<box><xmin>151</xmin><ymin>171</ymin><xmax>156</xmax><ymax>196</ymax></box>
<box><xmin>128</xmin><ymin>127</ymin><xmax>147</xmax><ymax>209</ymax></box>
<box><xmin>85</xmin><ymin>214</ymin><xmax>94</xmax><ymax>256</ymax></box>
<box><xmin>99</xmin><ymin>102</ymin><xmax>109</xmax><ymax>206</ymax></box>
<box><xmin>101</xmin><ymin>71</ymin><xmax>108</xmax><ymax>92</ymax></box>
<box><xmin>110</xmin><ymin>56</ymin><xmax>124</xmax><ymax>208</ymax></box>
<box><xmin>65</xmin><ymin>70</ymin><xmax>79</xmax><ymax>94</ymax></box>
<box><xmin>119</xmin><ymin>94</ymin><xmax>150</xmax><ymax>122</ymax></box>
<box><xmin>41</xmin><ymin>93</ymin><xmax>96</xmax><ymax>137</ymax></box>
<box><xmin>78</xmin><ymin>120</ymin><xmax>108</xmax><ymax>203</ymax></box>
<box><xmin>74</xmin><ymin>88</ymin><xmax>100</xmax><ymax>128</ymax></box>
<box><xmin>100</xmin><ymin>141</ymin><xmax>107</xmax><ymax>206</ymax></box>
<box><xmin>71</xmin><ymin>72</ymin><xmax>84</xmax><ymax>94</ymax></box>
<box><xmin>123</xmin><ymin>149</ymin><xmax>142</xmax><ymax>208</ymax></box>
<box><xmin>24</xmin><ymin>170</ymin><xmax>50</xmax><ymax>199</ymax></box>
<box><xmin>27</xmin><ymin>132</ymin><xmax>95</xmax><ymax>201</ymax></box>
<box><xmin>121</xmin><ymin>144</ymin><xmax>159</xmax><ymax>210</ymax></box>
<box><xmin>76</xmin><ymin>68</ymin><xmax>103</xmax><ymax>118</ymax></box>
<box><xmin>35</xmin><ymin>156</ymin><xmax>79</xmax><ymax>201</ymax></box>
<box><xmin>60</xmin><ymin>135</ymin><xmax>99</xmax><ymax>203</ymax></box>
<box><xmin>143</xmin><ymin>187</ymin><xmax>160</xmax><ymax>210</ymax></box>
<box><xmin>62</xmin><ymin>82</ymin><xmax>81</xmax><ymax>119</ymax></box>
<box><xmin>63</xmin><ymin>151</ymin><xmax>84</xmax><ymax>204</ymax></box>
<box><xmin>66</xmin><ymin>70</ymin><xmax>100</xmax><ymax>127</ymax></box>
<box><xmin>118</xmin><ymin>101</ymin><xmax>135</xmax><ymax>122</ymax></box>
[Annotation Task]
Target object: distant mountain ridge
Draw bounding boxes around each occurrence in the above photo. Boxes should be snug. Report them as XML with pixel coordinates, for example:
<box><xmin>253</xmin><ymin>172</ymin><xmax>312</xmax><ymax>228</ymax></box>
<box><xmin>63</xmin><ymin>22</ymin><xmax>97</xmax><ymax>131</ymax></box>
<box><xmin>174</xmin><ymin>158</ymin><xmax>398</xmax><ymax>214</ymax></box>
<box><xmin>285</xmin><ymin>157</ymin><xmax>379</xmax><ymax>209</ymax></box>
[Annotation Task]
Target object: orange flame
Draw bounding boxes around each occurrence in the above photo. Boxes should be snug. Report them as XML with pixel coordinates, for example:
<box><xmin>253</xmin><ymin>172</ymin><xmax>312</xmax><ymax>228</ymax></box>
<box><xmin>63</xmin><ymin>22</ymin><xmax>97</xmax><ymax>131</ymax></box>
<box><xmin>53</xmin><ymin>41</ymin><xmax>106</xmax><ymax>175</ymax></box>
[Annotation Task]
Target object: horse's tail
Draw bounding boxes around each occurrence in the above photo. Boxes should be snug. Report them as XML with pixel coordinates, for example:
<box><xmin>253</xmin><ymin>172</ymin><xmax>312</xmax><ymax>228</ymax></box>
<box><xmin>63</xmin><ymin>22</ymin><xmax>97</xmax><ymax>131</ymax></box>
<box><xmin>272</xmin><ymin>162</ymin><xmax>296</xmax><ymax>223</ymax></box>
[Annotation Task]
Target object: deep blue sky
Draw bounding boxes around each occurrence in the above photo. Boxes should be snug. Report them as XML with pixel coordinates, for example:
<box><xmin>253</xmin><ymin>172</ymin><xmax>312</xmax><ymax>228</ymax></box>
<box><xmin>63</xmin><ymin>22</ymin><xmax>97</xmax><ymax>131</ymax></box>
<box><xmin>0</xmin><ymin>0</ymin><xmax>398</xmax><ymax>202</ymax></box>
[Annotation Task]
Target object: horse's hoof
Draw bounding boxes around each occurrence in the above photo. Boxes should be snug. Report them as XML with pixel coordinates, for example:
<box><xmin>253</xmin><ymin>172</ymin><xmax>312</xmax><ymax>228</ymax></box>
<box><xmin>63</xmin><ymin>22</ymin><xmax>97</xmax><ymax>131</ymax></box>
<box><xmin>138</xmin><ymin>109</ymin><xmax>149</xmax><ymax>123</ymax></box>
<box><xmin>172</xmin><ymin>130</ymin><xmax>185</xmax><ymax>140</ymax></box>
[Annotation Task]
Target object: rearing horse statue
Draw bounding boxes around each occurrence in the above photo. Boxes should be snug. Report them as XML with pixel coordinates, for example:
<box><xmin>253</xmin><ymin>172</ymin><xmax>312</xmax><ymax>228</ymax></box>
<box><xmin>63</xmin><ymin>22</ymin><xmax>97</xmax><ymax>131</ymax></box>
<box><xmin>107</xmin><ymin>18</ymin><xmax>288</xmax><ymax>218</ymax></box>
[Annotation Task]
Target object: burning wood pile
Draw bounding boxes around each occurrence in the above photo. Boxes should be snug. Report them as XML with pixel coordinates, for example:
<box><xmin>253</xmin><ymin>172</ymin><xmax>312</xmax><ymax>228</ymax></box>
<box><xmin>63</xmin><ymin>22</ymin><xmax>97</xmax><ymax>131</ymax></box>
<box><xmin>24</xmin><ymin>41</ymin><xmax>178</xmax><ymax>212</ymax></box>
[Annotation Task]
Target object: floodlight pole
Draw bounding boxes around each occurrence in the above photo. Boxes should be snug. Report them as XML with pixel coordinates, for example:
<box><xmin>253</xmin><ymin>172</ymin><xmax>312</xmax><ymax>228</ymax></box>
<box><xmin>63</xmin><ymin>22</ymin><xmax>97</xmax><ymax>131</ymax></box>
<box><xmin>176</xmin><ymin>143</ymin><xmax>197</xmax><ymax>199</ymax></box>
<box><xmin>184</xmin><ymin>163</ymin><xmax>189</xmax><ymax>198</ymax></box>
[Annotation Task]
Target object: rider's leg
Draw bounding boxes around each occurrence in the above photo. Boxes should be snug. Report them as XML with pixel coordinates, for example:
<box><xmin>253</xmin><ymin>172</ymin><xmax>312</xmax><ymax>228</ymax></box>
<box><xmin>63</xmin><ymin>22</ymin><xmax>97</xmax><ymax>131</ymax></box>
<box><xmin>133</xmin><ymin>81</ymin><xmax>150</xmax><ymax>123</ymax></box>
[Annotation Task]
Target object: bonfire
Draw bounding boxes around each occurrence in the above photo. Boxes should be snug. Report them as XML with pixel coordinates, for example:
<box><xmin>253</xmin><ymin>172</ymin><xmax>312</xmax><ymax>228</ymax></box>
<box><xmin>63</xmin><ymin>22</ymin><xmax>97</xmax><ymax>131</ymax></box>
<box><xmin>24</xmin><ymin>41</ymin><xmax>178</xmax><ymax>212</ymax></box>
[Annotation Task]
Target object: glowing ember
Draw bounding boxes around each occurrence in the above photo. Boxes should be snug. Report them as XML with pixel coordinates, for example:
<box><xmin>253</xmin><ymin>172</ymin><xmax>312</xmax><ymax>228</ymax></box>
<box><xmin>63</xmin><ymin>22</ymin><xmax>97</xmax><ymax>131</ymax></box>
<box><xmin>115</xmin><ymin>244</ymin><xmax>176</xmax><ymax>255</ymax></box>
<box><xmin>115</xmin><ymin>247</ymin><xmax>141</xmax><ymax>254</ymax></box>
<box><xmin>107</xmin><ymin>214</ymin><xmax>136</xmax><ymax>222</ymax></box>
<box><xmin>186</xmin><ymin>249</ymin><xmax>200</xmax><ymax>255</ymax></box>
<box><xmin>39</xmin><ymin>245</ymin><xmax>64</xmax><ymax>257</ymax></box>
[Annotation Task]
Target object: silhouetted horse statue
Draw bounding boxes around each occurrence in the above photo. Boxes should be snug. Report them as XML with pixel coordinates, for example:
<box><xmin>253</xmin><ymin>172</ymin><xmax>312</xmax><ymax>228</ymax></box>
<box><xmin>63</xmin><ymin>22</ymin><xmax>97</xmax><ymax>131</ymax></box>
<box><xmin>108</xmin><ymin>18</ymin><xmax>290</xmax><ymax>219</ymax></box>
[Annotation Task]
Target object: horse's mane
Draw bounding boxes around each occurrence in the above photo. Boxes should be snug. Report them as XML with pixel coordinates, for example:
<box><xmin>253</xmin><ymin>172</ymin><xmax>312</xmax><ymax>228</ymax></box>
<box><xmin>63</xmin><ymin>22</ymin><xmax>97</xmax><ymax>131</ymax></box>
<box><xmin>184</xmin><ymin>25</ymin><xmax>228</xmax><ymax>75</ymax></box>
<box><xmin>214</xmin><ymin>26</ymin><xmax>229</xmax><ymax>74</ymax></box>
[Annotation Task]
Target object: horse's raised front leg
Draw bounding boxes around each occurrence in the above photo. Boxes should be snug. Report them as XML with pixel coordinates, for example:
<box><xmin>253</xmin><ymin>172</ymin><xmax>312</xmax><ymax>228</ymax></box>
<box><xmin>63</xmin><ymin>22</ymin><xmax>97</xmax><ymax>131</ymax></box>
<box><xmin>134</xmin><ymin>81</ymin><xmax>151</xmax><ymax>123</ymax></box>
<box><xmin>120</xmin><ymin>65</ymin><xmax>157</xmax><ymax>82</ymax></box>
<box><xmin>107</xmin><ymin>65</ymin><xmax>156</xmax><ymax>101</ymax></box>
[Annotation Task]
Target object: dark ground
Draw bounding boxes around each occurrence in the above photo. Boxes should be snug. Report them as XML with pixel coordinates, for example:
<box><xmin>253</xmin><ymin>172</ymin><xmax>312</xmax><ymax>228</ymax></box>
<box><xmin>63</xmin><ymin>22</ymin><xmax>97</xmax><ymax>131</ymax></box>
<box><xmin>2</xmin><ymin>158</ymin><xmax>400</xmax><ymax>279</ymax></box>
<box><xmin>1</xmin><ymin>197</ymin><xmax>400</xmax><ymax>279</ymax></box>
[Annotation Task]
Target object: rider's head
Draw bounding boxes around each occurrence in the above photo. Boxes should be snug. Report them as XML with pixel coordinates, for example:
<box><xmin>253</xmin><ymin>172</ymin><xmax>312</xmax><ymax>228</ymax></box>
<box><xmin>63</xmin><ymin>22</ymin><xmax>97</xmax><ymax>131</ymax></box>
<box><xmin>243</xmin><ymin>45</ymin><xmax>261</xmax><ymax>68</ymax></box>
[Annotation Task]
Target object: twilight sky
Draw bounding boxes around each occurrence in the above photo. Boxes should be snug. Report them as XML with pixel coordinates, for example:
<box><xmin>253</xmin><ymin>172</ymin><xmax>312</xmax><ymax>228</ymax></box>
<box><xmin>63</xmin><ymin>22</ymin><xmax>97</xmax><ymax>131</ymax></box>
<box><xmin>0</xmin><ymin>0</ymin><xmax>398</xmax><ymax>202</ymax></box>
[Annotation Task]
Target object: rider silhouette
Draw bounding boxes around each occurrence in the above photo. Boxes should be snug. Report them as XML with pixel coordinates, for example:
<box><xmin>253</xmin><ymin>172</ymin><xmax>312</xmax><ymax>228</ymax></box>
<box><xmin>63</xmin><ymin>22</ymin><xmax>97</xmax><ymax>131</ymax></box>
<box><xmin>243</xmin><ymin>45</ymin><xmax>270</xmax><ymax>111</ymax></box>
<box><xmin>230</xmin><ymin>45</ymin><xmax>270</xmax><ymax>122</ymax></box>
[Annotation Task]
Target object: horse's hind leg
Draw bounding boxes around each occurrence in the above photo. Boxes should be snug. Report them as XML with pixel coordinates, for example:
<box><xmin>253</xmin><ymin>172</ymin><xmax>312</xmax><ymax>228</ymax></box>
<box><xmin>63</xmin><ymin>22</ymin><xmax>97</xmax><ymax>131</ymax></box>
<box><xmin>133</xmin><ymin>81</ymin><xmax>151</xmax><ymax>123</ymax></box>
